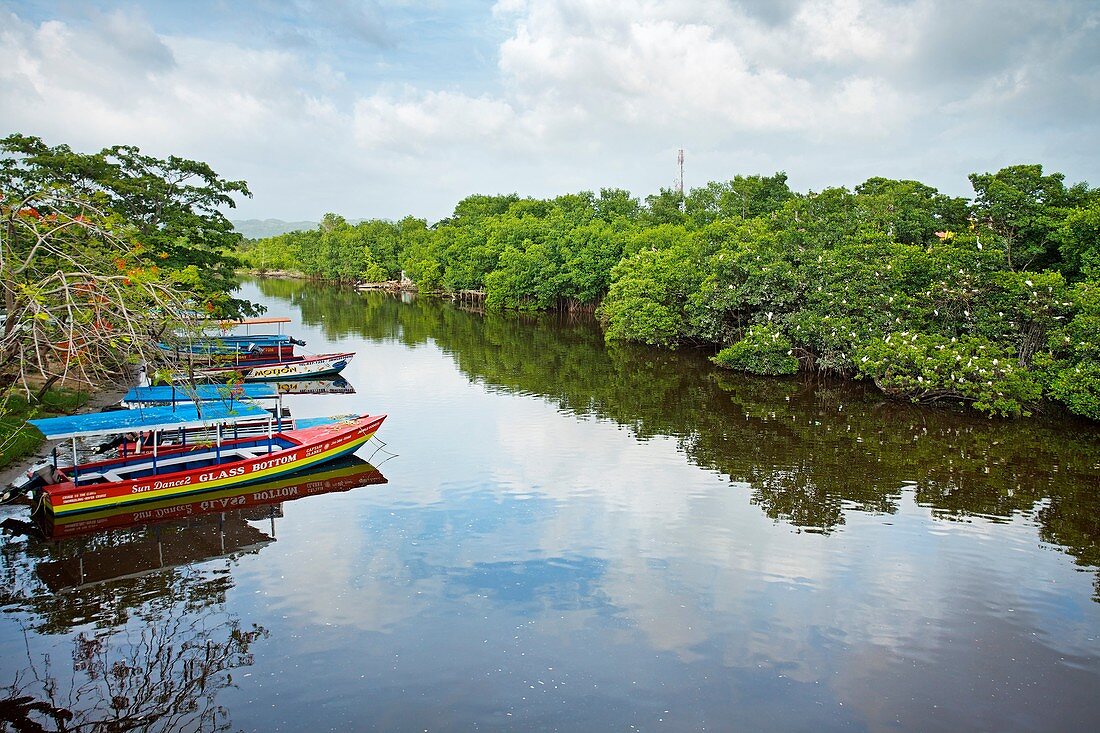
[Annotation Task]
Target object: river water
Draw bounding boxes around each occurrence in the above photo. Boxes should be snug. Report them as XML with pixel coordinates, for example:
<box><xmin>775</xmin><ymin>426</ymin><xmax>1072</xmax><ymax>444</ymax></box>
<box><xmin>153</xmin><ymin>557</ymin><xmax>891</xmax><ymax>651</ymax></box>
<box><xmin>2</xmin><ymin>278</ymin><xmax>1099</xmax><ymax>732</ymax></box>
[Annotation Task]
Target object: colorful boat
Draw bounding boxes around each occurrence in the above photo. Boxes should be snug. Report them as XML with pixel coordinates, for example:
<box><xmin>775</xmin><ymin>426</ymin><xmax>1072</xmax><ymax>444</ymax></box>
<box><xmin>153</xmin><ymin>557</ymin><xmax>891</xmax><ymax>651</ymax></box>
<box><xmin>121</xmin><ymin>383</ymin><xmax>282</xmax><ymax>408</ymax></box>
<box><xmin>116</xmin><ymin>383</ymin><xmax>339</xmax><ymax>447</ymax></box>
<box><xmin>161</xmin><ymin>318</ymin><xmax>308</xmax><ymax>363</ymax></box>
<box><xmin>159</xmin><ymin>334</ymin><xmax>304</xmax><ymax>362</ymax></box>
<box><xmin>24</xmin><ymin>406</ymin><xmax>386</xmax><ymax>516</ymax></box>
<box><xmin>187</xmin><ymin>352</ymin><xmax>355</xmax><ymax>382</ymax></box>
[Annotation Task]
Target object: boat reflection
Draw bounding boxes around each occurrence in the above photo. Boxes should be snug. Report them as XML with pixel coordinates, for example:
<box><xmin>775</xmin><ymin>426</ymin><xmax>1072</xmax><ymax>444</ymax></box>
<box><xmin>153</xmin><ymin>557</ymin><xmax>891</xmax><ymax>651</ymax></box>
<box><xmin>32</xmin><ymin>457</ymin><xmax>386</xmax><ymax>592</ymax></box>
<box><xmin>274</xmin><ymin>375</ymin><xmax>356</xmax><ymax>395</ymax></box>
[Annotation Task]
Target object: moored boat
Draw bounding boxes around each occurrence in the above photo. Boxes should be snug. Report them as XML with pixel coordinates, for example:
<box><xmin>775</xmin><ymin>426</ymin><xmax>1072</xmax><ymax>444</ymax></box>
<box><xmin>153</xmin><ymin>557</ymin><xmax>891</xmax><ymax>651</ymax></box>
<box><xmin>23</xmin><ymin>407</ymin><xmax>386</xmax><ymax>516</ymax></box>
<box><xmin>186</xmin><ymin>352</ymin><xmax>355</xmax><ymax>382</ymax></box>
<box><xmin>121</xmin><ymin>383</ymin><xmax>282</xmax><ymax>408</ymax></box>
<box><xmin>159</xmin><ymin>334</ymin><xmax>304</xmax><ymax>362</ymax></box>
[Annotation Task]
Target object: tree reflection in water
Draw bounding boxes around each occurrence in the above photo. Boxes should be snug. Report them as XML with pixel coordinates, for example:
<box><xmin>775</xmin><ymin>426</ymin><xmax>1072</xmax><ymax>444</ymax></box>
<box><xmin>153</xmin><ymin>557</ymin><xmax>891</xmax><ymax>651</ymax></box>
<box><xmin>0</xmin><ymin>455</ymin><xmax>388</xmax><ymax>729</ymax></box>
<box><xmin>252</xmin><ymin>278</ymin><xmax>1100</xmax><ymax>598</ymax></box>
<box><xmin>2</xmin><ymin>591</ymin><xmax>266</xmax><ymax>732</ymax></box>
<box><xmin>1</xmin><ymin>511</ymin><xmax>268</xmax><ymax>732</ymax></box>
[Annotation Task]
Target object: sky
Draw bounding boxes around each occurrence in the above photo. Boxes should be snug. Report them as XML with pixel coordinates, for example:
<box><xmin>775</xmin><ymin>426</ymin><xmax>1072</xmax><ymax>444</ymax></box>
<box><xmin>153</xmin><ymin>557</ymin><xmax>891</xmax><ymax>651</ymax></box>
<box><xmin>2</xmin><ymin>0</ymin><xmax>1098</xmax><ymax>223</ymax></box>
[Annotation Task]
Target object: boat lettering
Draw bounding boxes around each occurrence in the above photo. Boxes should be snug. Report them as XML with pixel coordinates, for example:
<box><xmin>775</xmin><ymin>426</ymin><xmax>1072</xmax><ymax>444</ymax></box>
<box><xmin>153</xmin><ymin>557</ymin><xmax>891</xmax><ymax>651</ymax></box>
<box><xmin>251</xmin><ymin>487</ymin><xmax>299</xmax><ymax>501</ymax></box>
<box><xmin>306</xmin><ymin>445</ymin><xmax>323</xmax><ymax>457</ymax></box>
<box><xmin>136</xmin><ymin>476</ymin><xmax>193</xmax><ymax>494</ymax></box>
<box><xmin>199</xmin><ymin>466</ymin><xmax>246</xmax><ymax>482</ymax></box>
<box><xmin>250</xmin><ymin>451</ymin><xmax>300</xmax><ymax>473</ymax></box>
<box><xmin>249</xmin><ymin>364</ymin><xmax>301</xmax><ymax>377</ymax></box>
<box><xmin>200</xmin><ymin>496</ymin><xmax>246</xmax><ymax>510</ymax></box>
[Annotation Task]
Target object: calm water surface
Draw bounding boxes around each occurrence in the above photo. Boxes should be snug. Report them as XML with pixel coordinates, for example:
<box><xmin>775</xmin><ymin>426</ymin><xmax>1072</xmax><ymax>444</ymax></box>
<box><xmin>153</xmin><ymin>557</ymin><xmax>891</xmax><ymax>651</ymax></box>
<box><xmin>3</xmin><ymin>278</ymin><xmax>1100</xmax><ymax>732</ymax></box>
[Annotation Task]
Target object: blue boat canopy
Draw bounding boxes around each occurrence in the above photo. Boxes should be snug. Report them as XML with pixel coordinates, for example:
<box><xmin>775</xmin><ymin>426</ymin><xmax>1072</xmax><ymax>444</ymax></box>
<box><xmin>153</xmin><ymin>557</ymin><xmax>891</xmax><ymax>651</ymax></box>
<box><xmin>123</xmin><ymin>384</ymin><xmax>278</xmax><ymax>405</ymax></box>
<box><xmin>157</xmin><ymin>341</ymin><xmax>260</xmax><ymax>356</ymax></box>
<box><xmin>205</xmin><ymin>334</ymin><xmax>293</xmax><ymax>344</ymax></box>
<box><xmin>28</xmin><ymin>402</ymin><xmax>273</xmax><ymax>440</ymax></box>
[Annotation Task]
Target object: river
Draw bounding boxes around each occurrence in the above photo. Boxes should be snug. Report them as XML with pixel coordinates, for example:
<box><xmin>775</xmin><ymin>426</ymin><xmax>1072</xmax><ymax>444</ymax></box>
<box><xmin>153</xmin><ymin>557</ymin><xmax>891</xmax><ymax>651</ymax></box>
<box><xmin>2</xmin><ymin>278</ymin><xmax>1099</xmax><ymax>732</ymax></box>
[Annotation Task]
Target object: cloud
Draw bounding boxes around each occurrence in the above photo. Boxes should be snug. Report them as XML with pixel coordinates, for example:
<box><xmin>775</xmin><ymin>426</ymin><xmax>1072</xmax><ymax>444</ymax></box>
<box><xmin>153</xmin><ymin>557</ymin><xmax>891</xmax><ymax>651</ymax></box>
<box><xmin>353</xmin><ymin>89</ymin><xmax>526</xmax><ymax>153</ymax></box>
<box><xmin>350</xmin><ymin>0</ymin><xmax>915</xmax><ymax>162</ymax></box>
<box><xmin>494</xmin><ymin>0</ymin><xmax>909</xmax><ymax>135</ymax></box>
<box><xmin>0</xmin><ymin>1</ymin><xmax>1097</xmax><ymax>220</ymax></box>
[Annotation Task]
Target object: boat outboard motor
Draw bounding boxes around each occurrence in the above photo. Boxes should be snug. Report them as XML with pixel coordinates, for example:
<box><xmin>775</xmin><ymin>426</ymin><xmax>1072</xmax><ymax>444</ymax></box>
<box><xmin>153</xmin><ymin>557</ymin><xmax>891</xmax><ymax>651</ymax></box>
<box><xmin>290</xmin><ymin>337</ymin><xmax>307</xmax><ymax>346</ymax></box>
<box><xmin>1</xmin><ymin>463</ymin><xmax>66</xmax><ymax>504</ymax></box>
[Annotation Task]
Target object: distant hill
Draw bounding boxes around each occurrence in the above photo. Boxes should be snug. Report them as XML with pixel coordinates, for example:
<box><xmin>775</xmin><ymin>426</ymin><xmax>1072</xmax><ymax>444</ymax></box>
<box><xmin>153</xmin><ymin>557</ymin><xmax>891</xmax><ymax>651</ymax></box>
<box><xmin>232</xmin><ymin>218</ymin><xmax>319</xmax><ymax>239</ymax></box>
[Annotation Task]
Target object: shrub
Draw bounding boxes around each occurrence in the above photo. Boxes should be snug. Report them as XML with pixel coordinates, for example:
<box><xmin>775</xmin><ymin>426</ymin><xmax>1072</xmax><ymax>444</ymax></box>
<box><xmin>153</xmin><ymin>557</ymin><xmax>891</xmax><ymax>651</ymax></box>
<box><xmin>855</xmin><ymin>332</ymin><xmax>1042</xmax><ymax>416</ymax></box>
<box><xmin>1049</xmin><ymin>361</ymin><xmax>1100</xmax><ymax>420</ymax></box>
<box><xmin>712</xmin><ymin>324</ymin><xmax>799</xmax><ymax>375</ymax></box>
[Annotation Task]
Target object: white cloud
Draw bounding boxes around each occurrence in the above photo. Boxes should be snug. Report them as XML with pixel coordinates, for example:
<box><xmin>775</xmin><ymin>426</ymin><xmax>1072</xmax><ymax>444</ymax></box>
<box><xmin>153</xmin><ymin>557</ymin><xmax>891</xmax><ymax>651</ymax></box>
<box><xmin>0</xmin><ymin>1</ymin><xmax>1096</xmax><ymax>219</ymax></box>
<box><xmin>353</xmin><ymin>89</ymin><xmax>525</xmax><ymax>152</ymax></box>
<box><xmin>492</xmin><ymin>0</ymin><xmax>909</xmax><ymax>136</ymax></box>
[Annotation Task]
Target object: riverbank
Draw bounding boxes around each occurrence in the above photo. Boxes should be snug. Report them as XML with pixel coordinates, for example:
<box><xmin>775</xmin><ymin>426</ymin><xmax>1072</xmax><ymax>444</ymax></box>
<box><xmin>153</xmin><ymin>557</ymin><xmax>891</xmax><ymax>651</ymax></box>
<box><xmin>238</xmin><ymin>269</ymin><xmax>418</xmax><ymax>293</ymax></box>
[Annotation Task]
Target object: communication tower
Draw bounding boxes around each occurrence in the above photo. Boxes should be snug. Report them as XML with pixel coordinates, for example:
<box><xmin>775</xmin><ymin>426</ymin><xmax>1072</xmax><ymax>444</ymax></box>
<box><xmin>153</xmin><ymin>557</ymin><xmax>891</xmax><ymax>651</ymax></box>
<box><xmin>677</xmin><ymin>148</ymin><xmax>685</xmax><ymax>196</ymax></box>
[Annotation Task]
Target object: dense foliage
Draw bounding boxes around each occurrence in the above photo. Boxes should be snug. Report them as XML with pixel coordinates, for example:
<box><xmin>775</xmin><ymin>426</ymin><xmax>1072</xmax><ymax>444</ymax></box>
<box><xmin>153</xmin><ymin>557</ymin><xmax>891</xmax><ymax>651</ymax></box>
<box><xmin>240</xmin><ymin>167</ymin><xmax>1100</xmax><ymax>419</ymax></box>
<box><xmin>1</xmin><ymin>134</ymin><xmax>254</xmax><ymax>403</ymax></box>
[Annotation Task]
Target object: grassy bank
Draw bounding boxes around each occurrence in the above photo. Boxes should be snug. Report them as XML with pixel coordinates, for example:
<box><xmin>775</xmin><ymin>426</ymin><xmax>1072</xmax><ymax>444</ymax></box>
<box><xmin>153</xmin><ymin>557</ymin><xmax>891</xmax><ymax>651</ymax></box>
<box><xmin>0</xmin><ymin>389</ymin><xmax>91</xmax><ymax>470</ymax></box>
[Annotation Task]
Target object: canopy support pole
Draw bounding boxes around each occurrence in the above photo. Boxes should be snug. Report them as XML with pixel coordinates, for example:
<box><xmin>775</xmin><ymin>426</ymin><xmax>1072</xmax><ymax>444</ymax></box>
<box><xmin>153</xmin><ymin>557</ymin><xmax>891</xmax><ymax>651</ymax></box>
<box><xmin>71</xmin><ymin>438</ymin><xmax>79</xmax><ymax>485</ymax></box>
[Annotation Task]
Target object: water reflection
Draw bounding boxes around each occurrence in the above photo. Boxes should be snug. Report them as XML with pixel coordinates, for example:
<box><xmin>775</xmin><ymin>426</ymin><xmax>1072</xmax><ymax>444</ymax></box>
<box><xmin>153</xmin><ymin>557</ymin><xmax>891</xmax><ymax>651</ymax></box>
<box><xmin>0</xmin><ymin>459</ymin><xmax>385</xmax><ymax>731</ymax></box>
<box><xmin>2</xmin><ymin>279</ymin><xmax>1098</xmax><ymax>732</ymax></box>
<box><xmin>2</xmin><ymin>602</ymin><xmax>265</xmax><ymax>733</ymax></box>
<box><xmin>37</xmin><ymin>456</ymin><xmax>385</xmax><ymax>543</ymax></box>
<box><xmin>255</xmin><ymin>277</ymin><xmax>1100</xmax><ymax>600</ymax></box>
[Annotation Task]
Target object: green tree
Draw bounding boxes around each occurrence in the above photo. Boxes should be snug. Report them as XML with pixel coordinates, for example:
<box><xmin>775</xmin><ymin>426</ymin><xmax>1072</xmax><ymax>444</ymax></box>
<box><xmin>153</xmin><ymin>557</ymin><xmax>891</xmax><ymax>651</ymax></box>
<box><xmin>1</xmin><ymin>134</ymin><xmax>251</xmax><ymax>400</ymax></box>
<box><xmin>2</xmin><ymin>134</ymin><xmax>254</xmax><ymax>316</ymax></box>
<box><xmin>600</xmin><ymin>234</ymin><xmax>704</xmax><ymax>346</ymax></box>
<box><xmin>642</xmin><ymin>187</ymin><xmax>686</xmax><ymax>226</ymax></box>
<box><xmin>712</xmin><ymin>324</ymin><xmax>799</xmax><ymax>375</ymax></box>
<box><xmin>968</xmin><ymin>164</ymin><xmax>1082</xmax><ymax>271</ymax></box>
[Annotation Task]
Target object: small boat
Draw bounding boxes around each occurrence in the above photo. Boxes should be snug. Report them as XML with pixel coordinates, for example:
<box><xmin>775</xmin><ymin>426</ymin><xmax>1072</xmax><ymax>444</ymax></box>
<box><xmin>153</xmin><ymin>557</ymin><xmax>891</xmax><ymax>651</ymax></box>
<box><xmin>159</xmin><ymin>334</ymin><xmax>305</xmax><ymax>362</ymax></box>
<box><xmin>115</xmin><ymin>383</ymin><xmax>306</xmax><ymax>447</ymax></box>
<box><xmin>186</xmin><ymin>352</ymin><xmax>355</xmax><ymax>382</ymax></box>
<box><xmin>22</xmin><ymin>404</ymin><xmax>386</xmax><ymax>516</ymax></box>
<box><xmin>162</xmin><ymin>318</ymin><xmax>308</xmax><ymax>363</ymax></box>
<box><xmin>120</xmin><ymin>383</ymin><xmax>283</xmax><ymax>408</ymax></box>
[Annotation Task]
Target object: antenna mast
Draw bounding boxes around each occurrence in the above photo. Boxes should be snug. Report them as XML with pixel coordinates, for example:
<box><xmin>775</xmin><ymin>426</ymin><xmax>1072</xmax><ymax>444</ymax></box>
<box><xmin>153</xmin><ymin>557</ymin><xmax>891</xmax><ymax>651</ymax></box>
<box><xmin>677</xmin><ymin>148</ymin><xmax>685</xmax><ymax>196</ymax></box>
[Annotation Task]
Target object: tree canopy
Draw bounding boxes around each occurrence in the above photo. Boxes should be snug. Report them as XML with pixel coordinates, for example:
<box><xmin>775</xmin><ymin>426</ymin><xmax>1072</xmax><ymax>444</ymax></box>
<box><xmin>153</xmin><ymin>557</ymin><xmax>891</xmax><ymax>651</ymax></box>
<box><xmin>239</xmin><ymin>165</ymin><xmax>1100</xmax><ymax>421</ymax></box>
<box><xmin>1</xmin><ymin>134</ymin><xmax>255</xmax><ymax>402</ymax></box>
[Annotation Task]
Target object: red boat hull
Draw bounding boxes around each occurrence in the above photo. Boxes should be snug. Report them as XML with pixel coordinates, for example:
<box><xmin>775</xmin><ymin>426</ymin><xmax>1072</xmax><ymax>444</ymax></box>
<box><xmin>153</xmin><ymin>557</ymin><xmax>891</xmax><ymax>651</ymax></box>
<box><xmin>41</xmin><ymin>414</ymin><xmax>386</xmax><ymax>516</ymax></box>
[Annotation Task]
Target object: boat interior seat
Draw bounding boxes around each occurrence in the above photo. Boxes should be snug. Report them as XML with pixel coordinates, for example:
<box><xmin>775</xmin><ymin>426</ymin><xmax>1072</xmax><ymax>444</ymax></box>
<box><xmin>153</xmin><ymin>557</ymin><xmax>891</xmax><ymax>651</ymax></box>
<box><xmin>76</xmin><ymin>445</ymin><xmax>270</xmax><ymax>483</ymax></box>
